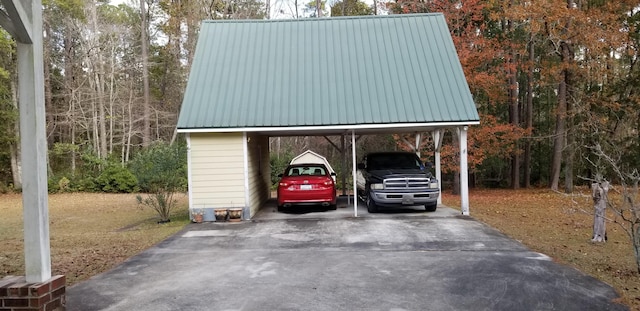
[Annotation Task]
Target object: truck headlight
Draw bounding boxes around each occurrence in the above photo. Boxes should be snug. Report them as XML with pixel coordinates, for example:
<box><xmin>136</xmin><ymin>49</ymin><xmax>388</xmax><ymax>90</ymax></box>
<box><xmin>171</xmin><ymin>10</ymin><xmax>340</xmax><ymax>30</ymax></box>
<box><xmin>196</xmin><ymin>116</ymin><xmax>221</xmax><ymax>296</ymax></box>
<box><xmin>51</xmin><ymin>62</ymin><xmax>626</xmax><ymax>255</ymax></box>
<box><xmin>430</xmin><ymin>180</ymin><xmax>438</xmax><ymax>189</ymax></box>
<box><xmin>370</xmin><ymin>183</ymin><xmax>384</xmax><ymax>190</ymax></box>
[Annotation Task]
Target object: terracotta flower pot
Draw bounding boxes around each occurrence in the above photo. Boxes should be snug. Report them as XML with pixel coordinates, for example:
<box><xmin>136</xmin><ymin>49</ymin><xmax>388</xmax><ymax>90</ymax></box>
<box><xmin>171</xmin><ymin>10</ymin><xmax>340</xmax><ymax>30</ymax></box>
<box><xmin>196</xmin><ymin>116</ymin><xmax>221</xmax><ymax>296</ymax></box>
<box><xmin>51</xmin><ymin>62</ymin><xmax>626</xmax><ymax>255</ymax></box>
<box><xmin>192</xmin><ymin>213</ymin><xmax>203</xmax><ymax>223</ymax></box>
<box><xmin>228</xmin><ymin>208</ymin><xmax>243</xmax><ymax>222</ymax></box>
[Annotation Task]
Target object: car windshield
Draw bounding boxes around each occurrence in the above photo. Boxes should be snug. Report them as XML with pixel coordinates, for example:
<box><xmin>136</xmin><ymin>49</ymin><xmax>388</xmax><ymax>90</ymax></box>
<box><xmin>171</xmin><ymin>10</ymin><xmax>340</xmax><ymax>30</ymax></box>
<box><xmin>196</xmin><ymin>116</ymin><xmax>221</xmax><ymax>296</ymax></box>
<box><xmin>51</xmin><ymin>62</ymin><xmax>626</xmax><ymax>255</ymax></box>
<box><xmin>286</xmin><ymin>166</ymin><xmax>327</xmax><ymax>176</ymax></box>
<box><xmin>367</xmin><ymin>154</ymin><xmax>421</xmax><ymax>170</ymax></box>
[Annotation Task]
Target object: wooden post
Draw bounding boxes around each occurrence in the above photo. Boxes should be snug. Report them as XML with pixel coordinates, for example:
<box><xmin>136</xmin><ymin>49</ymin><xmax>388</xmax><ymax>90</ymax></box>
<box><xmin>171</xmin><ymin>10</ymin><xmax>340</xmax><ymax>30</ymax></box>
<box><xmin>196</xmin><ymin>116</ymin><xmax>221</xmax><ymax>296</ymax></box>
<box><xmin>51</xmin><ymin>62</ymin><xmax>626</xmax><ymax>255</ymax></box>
<box><xmin>591</xmin><ymin>181</ymin><xmax>609</xmax><ymax>243</ymax></box>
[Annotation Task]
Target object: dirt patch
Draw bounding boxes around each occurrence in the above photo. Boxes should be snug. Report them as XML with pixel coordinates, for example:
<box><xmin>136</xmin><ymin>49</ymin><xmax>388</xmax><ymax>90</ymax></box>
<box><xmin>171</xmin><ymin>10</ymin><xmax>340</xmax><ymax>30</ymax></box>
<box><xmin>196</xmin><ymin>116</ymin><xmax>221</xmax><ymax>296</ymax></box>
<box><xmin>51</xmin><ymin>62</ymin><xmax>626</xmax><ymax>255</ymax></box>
<box><xmin>442</xmin><ymin>188</ymin><xmax>640</xmax><ymax>310</ymax></box>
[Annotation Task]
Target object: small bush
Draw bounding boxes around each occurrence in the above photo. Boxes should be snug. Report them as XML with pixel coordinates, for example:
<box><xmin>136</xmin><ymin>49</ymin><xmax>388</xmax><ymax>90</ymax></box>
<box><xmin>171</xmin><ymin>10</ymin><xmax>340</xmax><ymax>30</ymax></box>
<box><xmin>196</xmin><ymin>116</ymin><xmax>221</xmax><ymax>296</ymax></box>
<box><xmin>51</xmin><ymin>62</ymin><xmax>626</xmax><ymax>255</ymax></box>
<box><xmin>76</xmin><ymin>177</ymin><xmax>98</xmax><ymax>192</ymax></box>
<box><xmin>48</xmin><ymin>177</ymin><xmax>60</xmax><ymax>193</ymax></box>
<box><xmin>129</xmin><ymin>142</ymin><xmax>187</xmax><ymax>222</ymax></box>
<box><xmin>58</xmin><ymin>177</ymin><xmax>71</xmax><ymax>192</ymax></box>
<box><xmin>270</xmin><ymin>152</ymin><xmax>294</xmax><ymax>188</ymax></box>
<box><xmin>0</xmin><ymin>182</ymin><xmax>10</xmax><ymax>194</ymax></box>
<box><xmin>95</xmin><ymin>165</ymin><xmax>139</xmax><ymax>193</ymax></box>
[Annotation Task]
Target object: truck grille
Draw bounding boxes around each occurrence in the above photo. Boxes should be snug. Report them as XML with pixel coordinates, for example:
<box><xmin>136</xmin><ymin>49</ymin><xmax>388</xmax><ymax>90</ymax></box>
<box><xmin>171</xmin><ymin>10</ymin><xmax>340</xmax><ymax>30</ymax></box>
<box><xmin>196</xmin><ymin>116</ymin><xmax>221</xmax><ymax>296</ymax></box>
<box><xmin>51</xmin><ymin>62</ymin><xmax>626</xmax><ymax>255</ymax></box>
<box><xmin>383</xmin><ymin>177</ymin><xmax>430</xmax><ymax>189</ymax></box>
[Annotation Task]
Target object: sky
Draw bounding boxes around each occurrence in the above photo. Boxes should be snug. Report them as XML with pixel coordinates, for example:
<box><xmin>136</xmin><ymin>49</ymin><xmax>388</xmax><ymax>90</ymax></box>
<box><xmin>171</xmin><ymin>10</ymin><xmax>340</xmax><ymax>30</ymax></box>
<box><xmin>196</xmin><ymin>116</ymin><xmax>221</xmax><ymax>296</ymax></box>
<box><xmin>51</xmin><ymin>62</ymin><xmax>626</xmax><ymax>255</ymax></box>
<box><xmin>106</xmin><ymin>0</ymin><xmax>380</xmax><ymax>19</ymax></box>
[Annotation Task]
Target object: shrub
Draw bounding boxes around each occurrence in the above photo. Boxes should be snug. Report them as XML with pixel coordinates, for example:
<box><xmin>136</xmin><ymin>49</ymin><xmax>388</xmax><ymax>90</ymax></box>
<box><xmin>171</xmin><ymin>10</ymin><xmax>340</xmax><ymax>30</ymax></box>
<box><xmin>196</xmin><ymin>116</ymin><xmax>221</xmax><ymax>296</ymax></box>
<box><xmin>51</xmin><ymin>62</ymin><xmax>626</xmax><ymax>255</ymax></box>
<box><xmin>76</xmin><ymin>177</ymin><xmax>98</xmax><ymax>192</ymax></box>
<box><xmin>48</xmin><ymin>177</ymin><xmax>60</xmax><ymax>193</ymax></box>
<box><xmin>95</xmin><ymin>165</ymin><xmax>139</xmax><ymax>193</ymax></box>
<box><xmin>270</xmin><ymin>152</ymin><xmax>294</xmax><ymax>188</ymax></box>
<box><xmin>0</xmin><ymin>182</ymin><xmax>9</xmax><ymax>194</ymax></box>
<box><xmin>58</xmin><ymin>177</ymin><xmax>71</xmax><ymax>192</ymax></box>
<box><xmin>129</xmin><ymin>142</ymin><xmax>187</xmax><ymax>222</ymax></box>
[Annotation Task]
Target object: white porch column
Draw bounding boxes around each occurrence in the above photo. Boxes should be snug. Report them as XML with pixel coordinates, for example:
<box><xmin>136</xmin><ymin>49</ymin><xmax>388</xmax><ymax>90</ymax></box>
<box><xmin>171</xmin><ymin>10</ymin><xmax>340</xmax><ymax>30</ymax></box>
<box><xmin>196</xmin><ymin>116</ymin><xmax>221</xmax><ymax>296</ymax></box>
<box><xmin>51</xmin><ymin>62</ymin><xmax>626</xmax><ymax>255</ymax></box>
<box><xmin>457</xmin><ymin>126</ymin><xmax>470</xmax><ymax>215</ymax></box>
<box><xmin>352</xmin><ymin>130</ymin><xmax>358</xmax><ymax>217</ymax></box>
<box><xmin>243</xmin><ymin>132</ymin><xmax>250</xmax><ymax>219</ymax></box>
<box><xmin>15</xmin><ymin>0</ymin><xmax>51</xmax><ymax>283</ymax></box>
<box><xmin>415</xmin><ymin>133</ymin><xmax>421</xmax><ymax>158</ymax></box>
<box><xmin>432</xmin><ymin>130</ymin><xmax>443</xmax><ymax>205</ymax></box>
<box><xmin>186</xmin><ymin>134</ymin><xmax>193</xmax><ymax>210</ymax></box>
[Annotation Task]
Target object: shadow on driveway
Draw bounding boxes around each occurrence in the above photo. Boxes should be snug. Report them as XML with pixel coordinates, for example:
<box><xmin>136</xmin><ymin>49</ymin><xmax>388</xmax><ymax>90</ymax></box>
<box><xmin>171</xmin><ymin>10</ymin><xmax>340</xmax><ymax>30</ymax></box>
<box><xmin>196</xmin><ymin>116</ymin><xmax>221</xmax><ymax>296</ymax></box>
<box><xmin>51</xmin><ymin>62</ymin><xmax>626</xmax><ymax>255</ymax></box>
<box><xmin>66</xmin><ymin>204</ymin><xmax>628</xmax><ymax>311</ymax></box>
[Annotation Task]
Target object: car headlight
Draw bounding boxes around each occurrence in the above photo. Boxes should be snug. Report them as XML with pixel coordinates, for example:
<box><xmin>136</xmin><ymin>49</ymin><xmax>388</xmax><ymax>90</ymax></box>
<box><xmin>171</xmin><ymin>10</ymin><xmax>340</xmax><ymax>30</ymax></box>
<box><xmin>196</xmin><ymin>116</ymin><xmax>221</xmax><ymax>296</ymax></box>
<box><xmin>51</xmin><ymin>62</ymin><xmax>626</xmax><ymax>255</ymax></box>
<box><xmin>370</xmin><ymin>183</ymin><xmax>384</xmax><ymax>190</ymax></box>
<box><xmin>430</xmin><ymin>179</ymin><xmax>438</xmax><ymax>189</ymax></box>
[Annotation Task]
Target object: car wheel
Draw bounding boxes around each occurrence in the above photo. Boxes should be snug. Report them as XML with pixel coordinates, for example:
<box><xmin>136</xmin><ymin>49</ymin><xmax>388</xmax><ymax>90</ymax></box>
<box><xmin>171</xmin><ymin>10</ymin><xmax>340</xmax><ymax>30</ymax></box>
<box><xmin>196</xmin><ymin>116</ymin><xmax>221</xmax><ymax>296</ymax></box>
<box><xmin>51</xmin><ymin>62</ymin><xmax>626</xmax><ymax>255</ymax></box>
<box><xmin>367</xmin><ymin>194</ymin><xmax>378</xmax><ymax>213</ymax></box>
<box><xmin>277</xmin><ymin>205</ymin><xmax>285</xmax><ymax>212</ymax></box>
<box><xmin>329</xmin><ymin>204</ymin><xmax>337</xmax><ymax>210</ymax></box>
<box><xmin>424</xmin><ymin>203</ymin><xmax>437</xmax><ymax>212</ymax></box>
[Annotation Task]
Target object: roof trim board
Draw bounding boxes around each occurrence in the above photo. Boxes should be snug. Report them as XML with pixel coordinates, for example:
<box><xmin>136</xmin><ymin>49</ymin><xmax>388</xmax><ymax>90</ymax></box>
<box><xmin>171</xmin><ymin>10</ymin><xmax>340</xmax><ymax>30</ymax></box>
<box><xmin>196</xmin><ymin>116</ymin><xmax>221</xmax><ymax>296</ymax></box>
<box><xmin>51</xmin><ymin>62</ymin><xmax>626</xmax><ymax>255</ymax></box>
<box><xmin>177</xmin><ymin>120</ymin><xmax>479</xmax><ymax>134</ymax></box>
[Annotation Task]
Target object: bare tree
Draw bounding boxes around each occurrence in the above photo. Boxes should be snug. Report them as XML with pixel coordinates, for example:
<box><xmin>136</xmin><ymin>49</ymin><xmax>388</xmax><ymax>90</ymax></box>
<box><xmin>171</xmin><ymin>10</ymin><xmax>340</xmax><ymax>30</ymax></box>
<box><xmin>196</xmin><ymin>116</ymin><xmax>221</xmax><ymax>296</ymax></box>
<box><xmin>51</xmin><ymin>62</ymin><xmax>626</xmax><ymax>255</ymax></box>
<box><xmin>585</xmin><ymin>145</ymin><xmax>640</xmax><ymax>273</ymax></box>
<box><xmin>591</xmin><ymin>180</ymin><xmax>608</xmax><ymax>242</ymax></box>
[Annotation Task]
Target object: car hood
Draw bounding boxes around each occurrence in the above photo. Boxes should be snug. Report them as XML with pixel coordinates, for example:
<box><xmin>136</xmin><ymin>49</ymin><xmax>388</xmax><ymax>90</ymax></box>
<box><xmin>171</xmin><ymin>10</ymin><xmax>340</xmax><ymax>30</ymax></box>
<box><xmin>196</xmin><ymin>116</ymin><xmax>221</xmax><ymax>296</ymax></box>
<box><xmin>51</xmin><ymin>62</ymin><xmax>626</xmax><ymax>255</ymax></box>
<box><xmin>367</xmin><ymin>169</ymin><xmax>433</xmax><ymax>182</ymax></box>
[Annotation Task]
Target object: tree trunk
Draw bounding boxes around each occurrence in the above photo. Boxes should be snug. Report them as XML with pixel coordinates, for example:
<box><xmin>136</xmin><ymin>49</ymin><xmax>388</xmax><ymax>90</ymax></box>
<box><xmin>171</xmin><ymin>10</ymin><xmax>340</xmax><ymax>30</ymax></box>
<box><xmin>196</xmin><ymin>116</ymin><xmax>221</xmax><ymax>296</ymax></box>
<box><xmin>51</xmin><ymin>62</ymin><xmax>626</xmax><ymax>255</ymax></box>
<box><xmin>550</xmin><ymin>71</ymin><xmax>566</xmax><ymax>191</ymax></box>
<box><xmin>94</xmin><ymin>4</ymin><xmax>107</xmax><ymax>159</ymax></box>
<box><xmin>9</xmin><ymin>78</ymin><xmax>22</xmax><ymax>190</ymax></box>
<box><xmin>550</xmin><ymin>0</ymin><xmax>575</xmax><ymax>191</ymax></box>
<box><xmin>524</xmin><ymin>36</ymin><xmax>534</xmax><ymax>188</ymax></box>
<box><xmin>634</xmin><ymin>223</ymin><xmax>640</xmax><ymax>273</ymax></box>
<box><xmin>509</xmin><ymin>57</ymin><xmax>520</xmax><ymax>189</ymax></box>
<box><xmin>591</xmin><ymin>182</ymin><xmax>608</xmax><ymax>242</ymax></box>
<box><xmin>140</xmin><ymin>0</ymin><xmax>151</xmax><ymax>147</ymax></box>
<box><xmin>64</xmin><ymin>21</ymin><xmax>76</xmax><ymax>175</ymax></box>
<box><xmin>563</xmin><ymin>47</ymin><xmax>575</xmax><ymax>194</ymax></box>
<box><xmin>43</xmin><ymin>22</ymin><xmax>54</xmax><ymax>147</ymax></box>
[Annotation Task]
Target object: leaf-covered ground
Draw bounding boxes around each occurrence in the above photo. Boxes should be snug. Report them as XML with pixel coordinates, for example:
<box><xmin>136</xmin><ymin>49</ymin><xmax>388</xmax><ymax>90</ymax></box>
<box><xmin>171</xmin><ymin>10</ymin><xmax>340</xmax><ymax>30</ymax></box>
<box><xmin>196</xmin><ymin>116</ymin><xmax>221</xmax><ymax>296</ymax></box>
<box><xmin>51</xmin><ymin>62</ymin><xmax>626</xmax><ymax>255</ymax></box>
<box><xmin>442</xmin><ymin>188</ymin><xmax>640</xmax><ymax>310</ymax></box>
<box><xmin>0</xmin><ymin>193</ymin><xmax>189</xmax><ymax>285</ymax></box>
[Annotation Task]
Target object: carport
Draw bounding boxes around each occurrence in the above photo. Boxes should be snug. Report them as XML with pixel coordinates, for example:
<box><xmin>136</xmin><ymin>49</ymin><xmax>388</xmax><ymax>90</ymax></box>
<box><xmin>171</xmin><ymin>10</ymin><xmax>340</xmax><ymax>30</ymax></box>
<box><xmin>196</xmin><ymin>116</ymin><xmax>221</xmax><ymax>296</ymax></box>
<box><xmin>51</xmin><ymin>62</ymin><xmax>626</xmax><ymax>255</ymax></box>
<box><xmin>177</xmin><ymin>14</ymin><xmax>480</xmax><ymax>219</ymax></box>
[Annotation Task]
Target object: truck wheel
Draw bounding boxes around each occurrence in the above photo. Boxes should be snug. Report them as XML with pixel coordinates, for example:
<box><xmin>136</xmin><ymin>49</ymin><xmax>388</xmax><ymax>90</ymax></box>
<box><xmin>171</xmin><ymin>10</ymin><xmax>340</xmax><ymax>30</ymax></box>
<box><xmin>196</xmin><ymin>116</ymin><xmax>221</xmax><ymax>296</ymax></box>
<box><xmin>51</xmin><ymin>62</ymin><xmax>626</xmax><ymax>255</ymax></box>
<box><xmin>424</xmin><ymin>203</ymin><xmax>437</xmax><ymax>212</ymax></box>
<box><xmin>367</xmin><ymin>194</ymin><xmax>378</xmax><ymax>213</ymax></box>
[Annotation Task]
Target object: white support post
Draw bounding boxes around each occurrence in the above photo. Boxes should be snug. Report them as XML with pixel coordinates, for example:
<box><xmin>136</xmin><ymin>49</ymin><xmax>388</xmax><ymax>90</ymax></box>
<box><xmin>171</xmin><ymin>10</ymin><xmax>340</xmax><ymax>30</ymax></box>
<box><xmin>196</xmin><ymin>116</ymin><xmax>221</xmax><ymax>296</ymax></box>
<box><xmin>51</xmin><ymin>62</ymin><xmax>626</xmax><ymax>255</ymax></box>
<box><xmin>458</xmin><ymin>126</ymin><xmax>470</xmax><ymax>215</ymax></box>
<box><xmin>432</xmin><ymin>130</ymin><xmax>443</xmax><ymax>205</ymax></box>
<box><xmin>415</xmin><ymin>133</ymin><xmax>421</xmax><ymax>158</ymax></box>
<box><xmin>16</xmin><ymin>0</ymin><xmax>51</xmax><ymax>283</ymax></box>
<box><xmin>351</xmin><ymin>130</ymin><xmax>357</xmax><ymax>217</ymax></box>
<box><xmin>186</xmin><ymin>134</ymin><xmax>193</xmax><ymax>211</ymax></box>
<box><xmin>243</xmin><ymin>132</ymin><xmax>250</xmax><ymax>219</ymax></box>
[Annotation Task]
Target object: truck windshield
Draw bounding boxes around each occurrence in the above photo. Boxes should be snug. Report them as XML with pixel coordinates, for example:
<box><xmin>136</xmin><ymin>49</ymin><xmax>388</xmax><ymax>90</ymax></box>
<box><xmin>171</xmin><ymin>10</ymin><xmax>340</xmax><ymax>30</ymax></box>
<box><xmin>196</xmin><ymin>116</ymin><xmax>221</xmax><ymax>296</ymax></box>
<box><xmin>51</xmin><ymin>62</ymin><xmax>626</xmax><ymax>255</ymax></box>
<box><xmin>368</xmin><ymin>154</ymin><xmax>421</xmax><ymax>170</ymax></box>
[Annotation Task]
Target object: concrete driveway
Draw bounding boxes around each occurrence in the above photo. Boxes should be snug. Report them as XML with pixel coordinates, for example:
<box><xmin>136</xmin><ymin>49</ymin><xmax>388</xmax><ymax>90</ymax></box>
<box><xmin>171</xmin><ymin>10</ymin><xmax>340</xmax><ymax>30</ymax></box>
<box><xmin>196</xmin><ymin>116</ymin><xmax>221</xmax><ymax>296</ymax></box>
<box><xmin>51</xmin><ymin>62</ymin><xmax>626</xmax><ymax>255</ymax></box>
<box><xmin>66</xmin><ymin>202</ymin><xmax>627</xmax><ymax>311</ymax></box>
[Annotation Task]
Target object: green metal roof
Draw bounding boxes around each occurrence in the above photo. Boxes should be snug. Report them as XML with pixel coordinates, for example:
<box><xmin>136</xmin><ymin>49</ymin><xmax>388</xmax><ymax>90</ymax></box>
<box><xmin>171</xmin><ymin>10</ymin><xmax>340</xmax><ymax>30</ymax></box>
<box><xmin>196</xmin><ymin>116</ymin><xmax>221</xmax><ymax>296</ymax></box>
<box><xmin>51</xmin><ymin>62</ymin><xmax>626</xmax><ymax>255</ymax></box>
<box><xmin>177</xmin><ymin>13</ymin><xmax>479</xmax><ymax>133</ymax></box>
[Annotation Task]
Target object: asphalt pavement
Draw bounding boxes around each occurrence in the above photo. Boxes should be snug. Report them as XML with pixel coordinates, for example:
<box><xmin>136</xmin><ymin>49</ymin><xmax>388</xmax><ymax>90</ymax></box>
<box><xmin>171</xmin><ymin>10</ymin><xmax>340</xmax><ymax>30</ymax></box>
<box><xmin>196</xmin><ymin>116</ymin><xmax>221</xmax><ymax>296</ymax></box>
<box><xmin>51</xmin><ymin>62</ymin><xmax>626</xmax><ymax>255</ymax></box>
<box><xmin>66</xmin><ymin>200</ymin><xmax>628</xmax><ymax>311</ymax></box>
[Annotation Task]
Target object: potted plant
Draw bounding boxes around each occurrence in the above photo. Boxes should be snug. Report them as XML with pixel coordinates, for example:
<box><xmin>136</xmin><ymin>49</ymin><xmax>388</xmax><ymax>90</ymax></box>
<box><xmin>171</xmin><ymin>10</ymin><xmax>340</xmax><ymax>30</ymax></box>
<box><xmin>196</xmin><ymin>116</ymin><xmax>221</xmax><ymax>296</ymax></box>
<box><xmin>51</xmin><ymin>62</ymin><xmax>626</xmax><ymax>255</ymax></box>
<box><xmin>191</xmin><ymin>209</ymin><xmax>204</xmax><ymax>223</ymax></box>
<box><xmin>214</xmin><ymin>208</ymin><xmax>228</xmax><ymax>222</ymax></box>
<box><xmin>228</xmin><ymin>207</ymin><xmax>243</xmax><ymax>222</ymax></box>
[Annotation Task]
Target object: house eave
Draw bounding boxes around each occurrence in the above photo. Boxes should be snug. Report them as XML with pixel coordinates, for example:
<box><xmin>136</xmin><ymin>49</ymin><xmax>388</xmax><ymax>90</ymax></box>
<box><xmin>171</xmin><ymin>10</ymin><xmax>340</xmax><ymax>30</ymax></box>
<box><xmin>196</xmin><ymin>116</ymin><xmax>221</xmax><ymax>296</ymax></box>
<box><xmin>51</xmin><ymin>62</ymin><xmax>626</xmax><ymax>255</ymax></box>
<box><xmin>176</xmin><ymin>121</ymin><xmax>480</xmax><ymax>136</ymax></box>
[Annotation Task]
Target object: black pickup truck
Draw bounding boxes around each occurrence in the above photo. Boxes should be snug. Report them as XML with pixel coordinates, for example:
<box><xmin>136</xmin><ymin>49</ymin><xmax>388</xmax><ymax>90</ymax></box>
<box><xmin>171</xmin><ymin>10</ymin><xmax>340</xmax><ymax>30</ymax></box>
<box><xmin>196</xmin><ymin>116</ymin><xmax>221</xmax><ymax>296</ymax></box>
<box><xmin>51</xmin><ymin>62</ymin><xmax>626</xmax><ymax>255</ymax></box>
<box><xmin>356</xmin><ymin>151</ymin><xmax>440</xmax><ymax>213</ymax></box>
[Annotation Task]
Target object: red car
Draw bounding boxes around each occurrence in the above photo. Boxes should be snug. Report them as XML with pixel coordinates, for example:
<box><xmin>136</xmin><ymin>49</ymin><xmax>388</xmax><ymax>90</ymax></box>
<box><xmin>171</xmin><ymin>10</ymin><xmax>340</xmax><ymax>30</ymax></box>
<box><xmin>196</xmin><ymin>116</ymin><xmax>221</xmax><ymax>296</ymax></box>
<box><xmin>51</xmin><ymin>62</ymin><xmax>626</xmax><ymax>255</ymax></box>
<box><xmin>277</xmin><ymin>163</ymin><xmax>337</xmax><ymax>211</ymax></box>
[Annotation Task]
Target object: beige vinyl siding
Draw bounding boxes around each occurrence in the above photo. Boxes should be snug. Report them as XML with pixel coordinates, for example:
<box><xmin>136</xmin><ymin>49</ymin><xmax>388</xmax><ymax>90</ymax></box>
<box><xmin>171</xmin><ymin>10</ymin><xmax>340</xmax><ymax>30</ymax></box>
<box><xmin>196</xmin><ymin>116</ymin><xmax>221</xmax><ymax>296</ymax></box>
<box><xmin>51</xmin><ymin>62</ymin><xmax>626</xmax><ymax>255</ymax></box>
<box><xmin>246</xmin><ymin>134</ymin><xmax>270</xmax><ymax>217</ymax></box>
<box><xmin>189</xmin><ymin>132</ymin><xmax>246</xmax><ymax>208</ymax></box>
